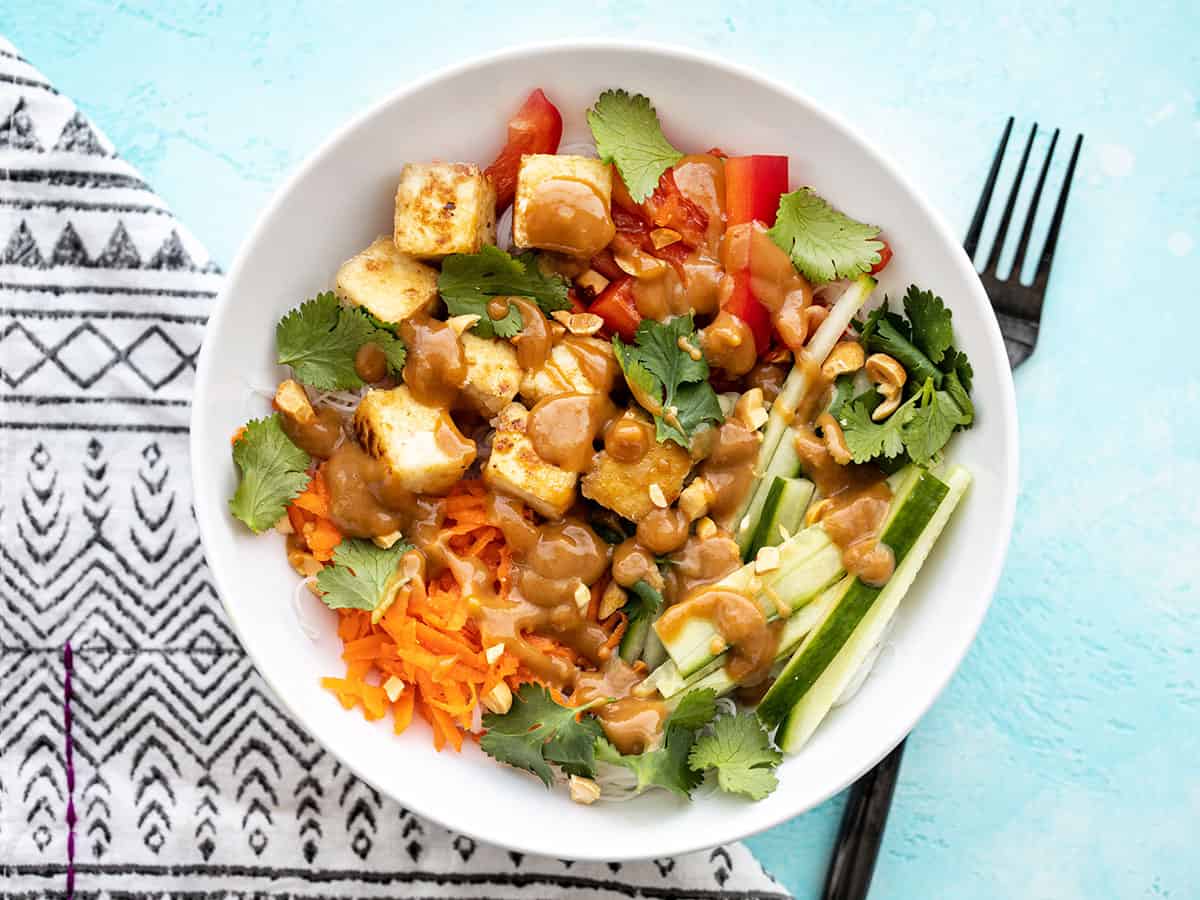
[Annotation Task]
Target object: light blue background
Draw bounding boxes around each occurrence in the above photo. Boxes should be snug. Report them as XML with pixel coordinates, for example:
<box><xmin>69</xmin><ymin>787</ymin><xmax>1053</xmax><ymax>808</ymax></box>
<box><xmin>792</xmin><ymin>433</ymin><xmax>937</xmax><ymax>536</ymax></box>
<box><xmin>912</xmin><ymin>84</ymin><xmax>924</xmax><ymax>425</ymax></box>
<box><xmin>4</xmin><ymin>2</ymin><xmax>1196</xmax><ymax>897</ymax></box>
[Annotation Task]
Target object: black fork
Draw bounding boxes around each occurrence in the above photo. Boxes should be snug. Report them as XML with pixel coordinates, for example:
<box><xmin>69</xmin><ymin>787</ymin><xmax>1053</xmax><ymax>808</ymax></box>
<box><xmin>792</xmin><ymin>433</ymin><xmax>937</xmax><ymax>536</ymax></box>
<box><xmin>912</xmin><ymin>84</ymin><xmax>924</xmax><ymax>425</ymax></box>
<box><xmin>820</xmin><ymin>119</ymin><xmax>1083</xmax><ymax>900</ymax></box>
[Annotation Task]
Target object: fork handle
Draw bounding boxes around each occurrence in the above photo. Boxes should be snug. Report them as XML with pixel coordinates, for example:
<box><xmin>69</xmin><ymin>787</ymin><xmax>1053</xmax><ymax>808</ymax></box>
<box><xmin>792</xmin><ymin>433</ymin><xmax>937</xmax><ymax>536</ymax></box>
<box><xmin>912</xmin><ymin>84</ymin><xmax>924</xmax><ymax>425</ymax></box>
<box><xmin>820</xmin><ymin>738</ymin><xmax>907</xmax><ymax>900</ymax></box>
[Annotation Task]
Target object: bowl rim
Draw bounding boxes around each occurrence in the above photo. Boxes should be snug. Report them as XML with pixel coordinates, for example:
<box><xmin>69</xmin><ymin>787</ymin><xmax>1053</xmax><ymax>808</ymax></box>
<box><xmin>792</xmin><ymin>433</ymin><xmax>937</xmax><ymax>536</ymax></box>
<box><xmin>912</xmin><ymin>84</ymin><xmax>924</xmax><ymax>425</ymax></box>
<box><xmin>191</xmin><ymin>37</ymin><xmax>1019</xmax><ymax>860</ymax></box>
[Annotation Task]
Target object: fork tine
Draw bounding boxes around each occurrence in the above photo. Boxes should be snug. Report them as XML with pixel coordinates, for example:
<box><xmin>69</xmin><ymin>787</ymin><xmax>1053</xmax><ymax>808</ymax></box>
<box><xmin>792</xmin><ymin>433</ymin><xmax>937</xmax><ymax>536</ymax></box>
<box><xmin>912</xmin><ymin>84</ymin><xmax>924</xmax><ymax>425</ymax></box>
<box><xmin>982</xmin><ymin>123</ymin><xmax>1037</xmax><ymax>275</ymax></box>
<box><xmin>1034</xmin><ymin>133</ymin><xmax>1084</xmax><ymax>287</ymax></box>
<box><xmin>963</xmin><ymin>116</ymin><xmax>1014</xmax><ymax>259</ymax></box>
<box><xmin>1009</xmin><ymin>128</ymin><xmax>1059</xmax><ymax>281</ymax></box>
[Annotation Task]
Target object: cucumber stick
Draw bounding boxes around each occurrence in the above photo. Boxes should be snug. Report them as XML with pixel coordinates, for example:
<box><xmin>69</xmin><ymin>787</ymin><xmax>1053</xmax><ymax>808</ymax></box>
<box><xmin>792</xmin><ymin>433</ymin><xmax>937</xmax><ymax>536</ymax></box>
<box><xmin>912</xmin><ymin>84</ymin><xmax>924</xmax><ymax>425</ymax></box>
<box><xmin>663</xmin><ymin>578</ymin><xmax>850</xmax><ymax>706</ymax></box>
<box><xmin>743</xmin><ymin>477</ymin><xmax>815</xmax><ymax>560</ymax></box>
<box><xmin>660</xmin><ymin>465</ymin><xmax>928</xmax><ymax>680</ymax></box>
<box><xmin>656</xmin><ymin>526</ymin><xmax>842</xmax><ymax>677</ymax></box>
<box><xmin>761</xmin><ymin>466</ymin><xmax>971</xmax><ymax>751</ymax></box>
<box><xmin>733</xmin><ymin>274</ymin><xmax>876</xmax><ymax>553</ymax></box>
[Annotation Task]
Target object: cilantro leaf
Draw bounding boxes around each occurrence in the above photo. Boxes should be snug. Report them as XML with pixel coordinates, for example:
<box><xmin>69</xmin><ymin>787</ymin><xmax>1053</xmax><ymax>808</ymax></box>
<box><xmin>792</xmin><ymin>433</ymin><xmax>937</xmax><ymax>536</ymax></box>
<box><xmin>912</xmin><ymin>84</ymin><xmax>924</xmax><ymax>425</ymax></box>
<box><xmin>612</xmin><ymin>315</ymin><xmax>722</xmax><ymax>447</ymax></box>
<box><xmin>315</xmin><ymin>538</ymin><xmax>414</xmax><ymax>611</ymax></box>
<box><xmin>592</xmin><ymin>689</ymin><xmax>717</xmax><ymax>799</ymax></box>
<box><xmin>587</xmin><ymin>89</ymin><xmax>684</xmax><ymax>203</ymax></box>
<box><xmin>229</xmin><ymin>414</ymin><xmax>311</xmax><ymax>533</ymax></box>
<box><xmin>625</xmin><ymin>580</ymin><xmax>664</xmax><ymax>633</ymax></box>
<box><xmin>942</xmin><ymin>347</ymin><xmax>974</xmax><ymax>393</ymax></box>
<box><xmin>767</xmin><ymin>188</ymin><xmax>884</xmax><ymax>284</ymax></box>
<box><xmin>438</xmin><ymin>246</ymin><xmax>571</xmax><ymax>338</ymax></box>
<box><xmin>861</xmin><ymin>306</ymin><xmax>943</xmax><ymax>390</ymax></box>
<box><xmin>481</xmin><ymin>684</ymin><xmax>604</xmax><ymax>786</ymax></box>
<box><xmin>901</xmin><ymin>377</ymin><xmax>972</xmax><ymax>464</ymax></box>
<box><xmin>688</xmin><ymin>712</ymin><xmax>782</xmax><ymax>800</ymax></box>
<box><xmin>838</xmin><ymin>392</ymin><xmax>913</xmax><ymax>463</ymax></box>
<box><xmin>903</xmin><ymin>285</ymin><xmax>954</xmax><ymax>364</ymax></box>
<box><xmin>276</xmin><ymin>292</ymin><xmax>407</xmax><ymax>389</ymax></box>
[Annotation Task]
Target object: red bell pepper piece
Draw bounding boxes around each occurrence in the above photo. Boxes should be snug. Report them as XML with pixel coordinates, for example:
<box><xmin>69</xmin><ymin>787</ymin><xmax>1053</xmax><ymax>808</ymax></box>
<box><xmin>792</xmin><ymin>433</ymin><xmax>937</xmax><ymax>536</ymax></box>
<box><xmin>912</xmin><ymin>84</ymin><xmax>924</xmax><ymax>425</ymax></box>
<box><xmin>721</xmin><ymin>155</ymin><xmax>790</xmax><ymax>354</ymax></box>
<box><xmin>484</xmin><ymin>89</ymin><xmax>563</xmax><ymax>213</ymax></box>
<box><xmin>587</xmin><ymin>276</ymin><xmax>641</xmax><ymax>341</ymax></box>
<box><xmin>724</xmin><ymin>155</ymin><xmax>789</xmax><ymax>227</ymax></box>
<box><xmin>722</xmin><ymin>271</ymin><xmax>774</xmax><ymax>353</ymax></box>
<box><xmin>870</xmin><ymin>239</ymin><xmax>893</xmax><ymax>274</ymax></box>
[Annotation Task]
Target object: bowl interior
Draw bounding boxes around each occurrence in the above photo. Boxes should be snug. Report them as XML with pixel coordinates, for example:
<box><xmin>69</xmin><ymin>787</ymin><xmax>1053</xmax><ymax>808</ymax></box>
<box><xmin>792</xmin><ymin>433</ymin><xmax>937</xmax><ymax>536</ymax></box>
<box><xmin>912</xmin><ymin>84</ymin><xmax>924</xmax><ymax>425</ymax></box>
<box><xmin>191</xmin><ymin>42</ymin><xmax>1017</xmax><ymax>861</ymax></box>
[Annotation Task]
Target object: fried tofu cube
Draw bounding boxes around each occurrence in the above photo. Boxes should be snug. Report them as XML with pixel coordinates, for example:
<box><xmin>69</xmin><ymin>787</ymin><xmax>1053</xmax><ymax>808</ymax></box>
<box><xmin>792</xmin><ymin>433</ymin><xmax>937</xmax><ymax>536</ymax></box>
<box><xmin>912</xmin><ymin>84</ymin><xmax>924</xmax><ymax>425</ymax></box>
<box><xmin>354</xmin><ymin>385</ymin><xmax>475</xmax><ymax>495</ymax></box>
<box><xmin>519</xmin><ymin>338</ymin><xmax>615</xmax><ymax>405</ymax></box>
<box><xmin>393</xmin><ymin>162</ymin><xmax>496</xmax><ymax>258</ymax></box>
<box><xmin>513</xmin><ymin>154</ymin><xmax>615</xmax><ymax>257</ymax></box>
<box><xmin>274</xmin><ymin>379</ymin><xmax>315</xmax><ymax>427</ymax></box>
<box><xmin>582</xmin><ymin>416</ymin><xmax>692</xmax><ymax>520</ymax></box>
<box><xmin>335</xmin><ymin>237</ymin><xmax>439</xmax><ymax>324</ymax></box>
<box><xmin>484</xmin><ymin>402</ymin><xmax>577</xmax><ymax>519</ymax></box>
<box><xmin>460</xmin><ymin>333</ymin><xmax>522</xmax><ymax>417</ymax></box>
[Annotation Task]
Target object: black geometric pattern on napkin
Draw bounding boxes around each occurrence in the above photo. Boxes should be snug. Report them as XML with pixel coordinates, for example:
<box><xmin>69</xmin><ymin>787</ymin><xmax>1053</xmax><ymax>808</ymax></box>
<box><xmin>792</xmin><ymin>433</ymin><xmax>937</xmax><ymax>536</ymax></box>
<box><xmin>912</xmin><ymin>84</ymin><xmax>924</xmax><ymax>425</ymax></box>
<box><xmin>0</xmin><ymin>38</ymin><xmax>788</xmax><ymax>900</ymax></box>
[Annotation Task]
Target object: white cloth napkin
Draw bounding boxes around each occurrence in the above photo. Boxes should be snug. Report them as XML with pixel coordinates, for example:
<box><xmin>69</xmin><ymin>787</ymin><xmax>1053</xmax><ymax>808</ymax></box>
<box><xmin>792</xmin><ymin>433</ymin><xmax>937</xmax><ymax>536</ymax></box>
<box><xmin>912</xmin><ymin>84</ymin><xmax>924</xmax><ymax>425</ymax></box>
<box><xmin>0</xmin><ymin>36</ymin><xmax>790</xmax><ymax>899</ymax></box>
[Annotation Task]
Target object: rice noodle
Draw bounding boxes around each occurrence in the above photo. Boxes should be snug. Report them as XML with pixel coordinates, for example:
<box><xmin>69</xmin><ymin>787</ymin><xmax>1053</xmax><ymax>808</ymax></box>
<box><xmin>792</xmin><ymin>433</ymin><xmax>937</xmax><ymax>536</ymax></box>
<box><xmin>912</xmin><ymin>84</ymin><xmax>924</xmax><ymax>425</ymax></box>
<box><xmin>291</xmin><ymin>577</ymin><xmax>321</xmax><ymax>642</ymax></box>
<box><xmin>496</xmin><ymin>205</ymin><xmax>514</xmax><ymax>251</ymax></box>
<box><xmin>833</xmin><ymin>618</ymin><xmax>895</xmax><ymax>708</ymax></box>
<box><xmin>307</xmin><ymin>384</ymin><xmax>369</xmax><ymax>417</ymax></box>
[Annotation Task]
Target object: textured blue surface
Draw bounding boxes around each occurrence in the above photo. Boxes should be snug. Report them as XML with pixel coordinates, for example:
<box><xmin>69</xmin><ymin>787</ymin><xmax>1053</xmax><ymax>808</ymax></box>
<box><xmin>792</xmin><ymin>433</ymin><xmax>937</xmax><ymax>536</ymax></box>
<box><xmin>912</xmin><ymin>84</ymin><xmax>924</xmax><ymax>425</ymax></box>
<box><xmin>4</xmin><ymin>2</ymin><xmax>1196</xmax><ymax>897</ymax></box>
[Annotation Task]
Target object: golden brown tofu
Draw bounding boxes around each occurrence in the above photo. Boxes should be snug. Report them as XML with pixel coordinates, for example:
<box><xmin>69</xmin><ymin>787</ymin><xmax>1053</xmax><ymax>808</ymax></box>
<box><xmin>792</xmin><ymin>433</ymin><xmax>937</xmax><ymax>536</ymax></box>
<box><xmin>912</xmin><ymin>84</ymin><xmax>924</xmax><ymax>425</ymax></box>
<box><xmin>335</xmin><ymin>237</ymin><xmax>439</xmax><ymax>324</ymax></box>
<box><xmin>483</xmin><ymin>402</ymin><xmax>577</xmax><ymax>519</ymax></box>
<box><xmin>393</xmin><ymin>162</ymin><xmax>496</xmax><ymax>258</ymax></box>
<box><xmin>519</xmin><ymin>338</ymin><xmax>615</xmax><ymax>405</ymax></box>
<box><xmin>513</xmin><ymin>154</ymin><xmax>615</xmax><ymax>258</ymax></box>
<box><xmin>354</xmin><ymin>386</ymin><xmax>475</xmax><ymax>495</ymax></box>
<box><xmin>582</xmin><ymin>426</ymin><xmax>692</xmax><ymax>521</ymax></box>
<box><xmin>460</xmin><ymin>333</ymin><xmax>522</xmax><ymax>417</ymax></box>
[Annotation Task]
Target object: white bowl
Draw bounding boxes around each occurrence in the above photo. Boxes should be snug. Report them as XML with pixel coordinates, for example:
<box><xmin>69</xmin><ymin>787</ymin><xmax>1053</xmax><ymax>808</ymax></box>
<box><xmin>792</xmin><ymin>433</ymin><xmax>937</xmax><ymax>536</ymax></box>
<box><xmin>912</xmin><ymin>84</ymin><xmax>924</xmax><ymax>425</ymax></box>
<box><xmin>191</xmin><ymin>41</ymin><xmax>1017</xmax><ymax>861</ymax></box>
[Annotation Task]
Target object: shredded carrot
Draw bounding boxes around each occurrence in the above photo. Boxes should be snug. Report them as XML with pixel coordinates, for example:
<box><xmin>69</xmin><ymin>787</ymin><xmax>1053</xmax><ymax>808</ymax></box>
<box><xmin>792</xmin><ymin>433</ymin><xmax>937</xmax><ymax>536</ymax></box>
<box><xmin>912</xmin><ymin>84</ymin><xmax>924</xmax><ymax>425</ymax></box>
<box><xmin>320</xmin><ymin>479</ymin><xmax>633</xmax><ymax>751</ymax></box>
<box><xmin>231</xmin><ymin>426</ymin><xmax>246</xmax><ymax>446</ymax></box>
<box><xmin>288</xmin><ymin>469</ymin><xmax>343</xmax><ymax>560</ymax></box>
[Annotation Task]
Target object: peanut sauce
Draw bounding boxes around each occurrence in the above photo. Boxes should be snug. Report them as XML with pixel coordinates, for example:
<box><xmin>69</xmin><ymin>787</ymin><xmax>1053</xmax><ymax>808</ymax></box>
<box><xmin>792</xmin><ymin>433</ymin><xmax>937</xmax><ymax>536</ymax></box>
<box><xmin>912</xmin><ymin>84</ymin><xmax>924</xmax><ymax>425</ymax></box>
<box><xmin>603</xmin><ymin>415</ymin><xmax>651</xmax><ymax>463</ymax></box>
<box><xmin>521</xmin><ymin>177</ymin><xmax>616</xmax><ymax>258</ymax></box>
<box><xmin>794</xmin><ymin>426</ymin><xmax>896</xmax><ymax>586</ymax></box>
<box><xmin>280</xmin><ymin>405</ymin><xmax>344</xmax><ymax>459</ymax></box>
<box><xmin>657</xmin><ymin>586</ymin><xmax>780</xmax><ymax>686</ymax></box>
<box><xmin>354</xmin><ymin>342</ymin><xmax>389</xmax><ymax>383</ymax></box>
<box><xmin>575</xmin><ymin>659</ymin><xmax>667</xmax><ymax>755</ymax></box>
<box><xmin>663</xmin><ymin>529</ymin><xmax>742</xmax><ymax>605</ymax></box>
<box><xmin>636</xmin><ymin>506</ymin><xmax>691</xmax><ymax>555</ymax></box>
<box><xmin>399</xmin><ymin>315</ymin><xmax>466</xmax><ymax>407</ymax></box>
<box><xmin>746</xmin><ymin>360</ymin><xmax>788</xmax><ymax>403</ymax></box>
<box><xmin>528</xmin><ymin>392</ymin><xmax>612</xmax><ymax>473</ymax></box>
<box><xmin>630</xmin><ymin>154</ymin><xmax>726</xmax><ymax>321</ymax></box>
<box><xmin>510</xmin><ymin>297</ymin><xmax>552</xmax><ymax>370</ymax></box>
<box><xmin>323</xmin><ymin>440</ymin><xmax>410</xmax><ymax>538</ymax></box>
<box><xmin>700</xmin><ymin>309</ymin><xmax>757</xmax><ymax>377</ymax></box>
<box><xmin>559</xmin><ymin>335</ymin><xmax>619</xmax><ymax>394</ymax></box>
<box><xmin>696</xmin><ymin>420</ymin><xmax>761</xmax><ymax>527</ymax></box>
<box><xmin>721</xmin><ymin>222</ymin><xmax>814</xmax><ymax>349</ymax></box>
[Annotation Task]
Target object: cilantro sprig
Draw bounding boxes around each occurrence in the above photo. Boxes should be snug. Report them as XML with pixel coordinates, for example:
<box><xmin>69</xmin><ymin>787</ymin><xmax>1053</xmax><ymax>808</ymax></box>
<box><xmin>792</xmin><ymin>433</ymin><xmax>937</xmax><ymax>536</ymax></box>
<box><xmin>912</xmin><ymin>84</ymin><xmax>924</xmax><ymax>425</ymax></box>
<box><xmin>276</xmin><ymin>292</ymin><xmax>406</xmax><ymax>390</ymax></box>
<box><xmin>228</xmin><ymin>414</ymin><xmax>311</xmax><ymax>533</ymax></box>
<box><xmin>315</xmin><ymin>538</ymin><xmax>414</xmax><ymax>611</ymax></box>
<box><xmin>480</xmin><ymin>684</ymin><xmax>606</xmax><ymax>786</ymax></box>
<box><xmin>594</xmin><ymin>689</ymin><xmax>718</xmax><ymax>798</ymax></box>
<box><xmin>837</xmin><ymin>284</ymin><xmax>975</xmax><ymax>466</ymax></box>
<box><xmin>587</xmin><ymin>89</ymin><xmax>684</xmax><ymax>202</ymax></box>
<box><xmin>437</xmin><ymin>246</ymin><xmax>571</xmax><ymax>339</ymax></box>
<box><xmin>768</xmin><ymin>188</ymin><xmax>884</xmax><ymax>284</ymax></box>
<box><xmin>612</xmin><ymin>314</ymin><xmax>723</xmax><ymax>448</ymax></box>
